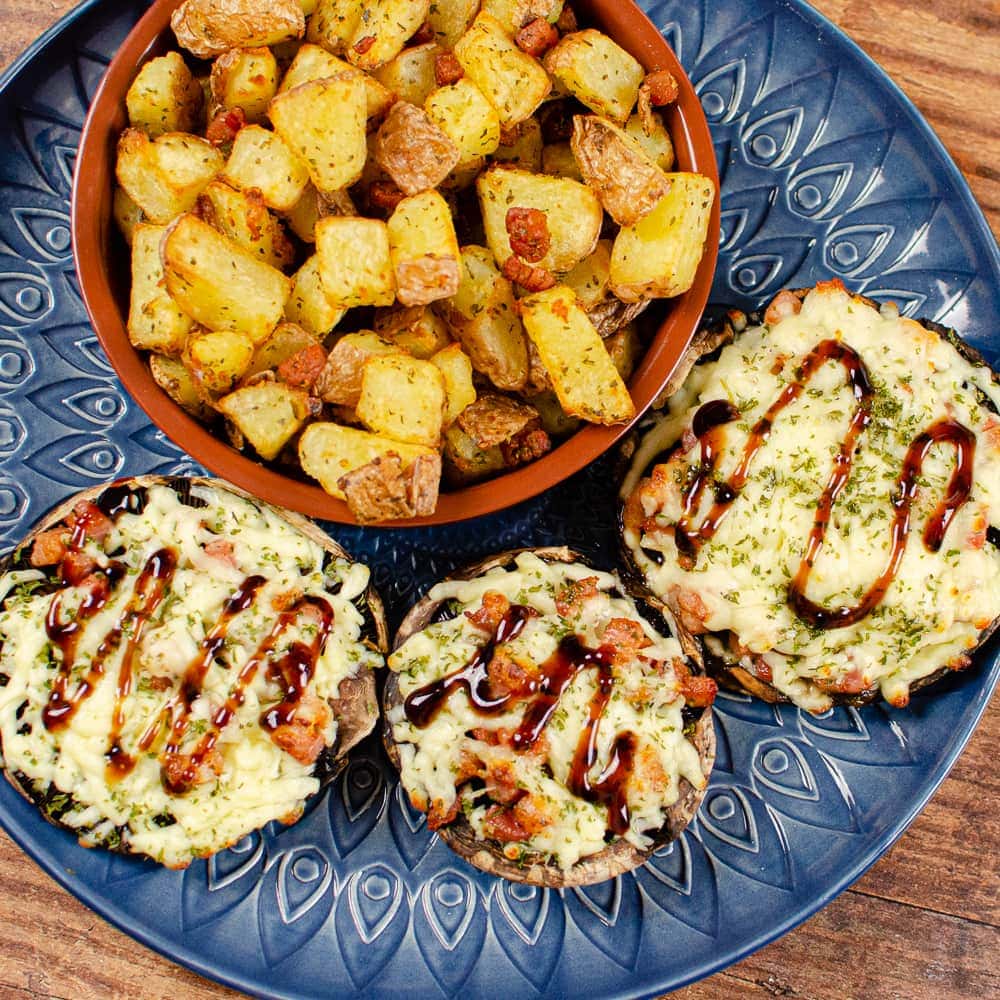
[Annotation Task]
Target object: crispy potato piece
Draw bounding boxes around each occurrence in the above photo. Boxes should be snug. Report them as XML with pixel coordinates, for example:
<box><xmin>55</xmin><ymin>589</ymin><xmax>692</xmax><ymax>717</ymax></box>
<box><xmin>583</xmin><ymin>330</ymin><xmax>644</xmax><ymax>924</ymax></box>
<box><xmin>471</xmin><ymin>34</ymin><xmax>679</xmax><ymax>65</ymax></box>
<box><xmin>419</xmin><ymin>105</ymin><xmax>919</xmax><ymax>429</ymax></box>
<box><xmin>345</xmin><ymin>0</ymin><xmax>431</xmax><ymax>71</ymax></box>
<box><xmin>540</xmin><ymin>141</ymin><xmax>581</xmax><ymax>180</ymax></box>
<box><xmin>269</xmin><ymin>76</ymin><xmax>367</xmax><ymax>194</ymax></box>
<box><xmin>217</xmin><ymin>381</ymin><xmax>310</xmax><ymax>460</ymax></box>
<box><xmin>279</xmin><ymin>43</ymin><xmax>393</xmax><ymax>119</ymax></box>
<box><xmin>477</xmin><ymin>166</ymin><xmax>601</xmax><ymax>273</ymax></box>
<box><xmin>299</xmin><ymin>422</ymin><xmax>436</xmax><ymax>499</ymax></box>
<box><xmin>492</xmin><ymin>117</ymin><xmax>543</xmax><ymax>170</ymax></box>
<box><xmin>571</xmin><ymin>115</ymin><xmax>670</xmax><ymax>226</ymax></box>
<box><xmin>604</xmin><ymin>321</ymin><xmax>643</xmax><ymax>381</ymax></box>
<box><xmin>113</xmin><ymin>186</ymin><xmax>144</xmax><ymax>247</ymax></box>
<box><xmin>442</xmin><ymin>425</ymin><xmax>505</xmax><ymax>485</ymax></box>
<box><xmin>563</xmin><ymin>238</ymin><xmax>612</xmax><ymax>311</ymax></box>
<box><xmin>162</xmin><ymin>214</ymin><xmax>290</xmax><ymax>345</ymax></box>
<box><xmin>375</xmin><ymin>306</ymin><xmax>452</xmax><ymax>358</ymax></box>
<box><xmin>520</xmin><ymin>284</ymin><xmax>635</xmax><ymax>423</ymax></box>
<box><xmin>116</xmin><ymin>129</ymin><xmax>223</xmax><ymax>223</ymax></box>
<box><xmin>375</xmin><ymin>102</ymin><xmax>461</xmax><ymax>196</ymax></box>
<box><xmin>435</xmin><ymin>245</ymin><xmax>529</xmax><ymax>391</ymax></box>
<box><xmin>357</xmin><ymin>354</ymin><xmax>446</xmax><ymax>447</ymax></box>
<box><xmin>610</xmin><ymin>173</ymin><xmax>715</xmax><ymax>301</ymax></box>
<box><xmin>305</xmin><ymin>0</ymin><xmax>362</xmax><ymax>54</ymax></box>
<box><xmin>127</xmin><ymin>52</ymin><xmax>202</xmax><ymax>138</ymax></box>
<box><xmin>197</xmin><ymin>180</ymin><xmax>295</xmax><ymax>271</ymax></box>
<box><xmin>315</xmin><ymin>332</ymin><xmax>401</xmax><ymax>405</ymax></box>
<box><xmin>431</xmin><ymin>343</ymin><xmax>477</xmax><ymax>424</ymax></box>
<box><xmin>372</xmin><ymin>42</ymin><xmax>442</xmax><ymax>107</ymax></box>
<box><xmin>127</xmin><ymin>223</ymin><xmax>195</xmax><ymax>355</ymax></box>
<box><xmin>427</xmin><ymin>0</ymin><xmax>479</xmax><ymax>48</ymax></box>
<box><xmin>315</xmin><ymin>216</ymin><xmax>395</xmax><ymax>308</ymax></box>
<box><xmin>284</xmin><ymin>255</ymin><xmax>346</xmax><ymax>338</ymax></box>
<box><xmin>171</xmin><ymin>0</ymin><xmax>305</xmax><ymax>59</ymax></box>
<box><xmin>425</xmin><ymin>79</ymin><xmax>501</xmax><ymax>160</ymax></box>
<box><xmin>625</xmin><ymin>111</ymin><xmax>674</xmax><ymax>170</ymax></box>
<box><xmin>338</xmin><ymin>451</ymin><xmax>441</xmax><ymax>523</ymax></box>
<box><xmin>244</xmin><ymin>322</ymin><xmax>321</xmax><ymax>379</ymax></box>
<box><xmin>210</xmin><ymin>48</ymin><xmax>278</xmax><ymax>124</ymax></box>
<box><xmin>222</xmin><ymin>125</ymin><xmax>310</xmax><ymax>211</ymax></box>
<box><xmin>387</xmin><ymin>190</ymin><xmax>461</xmax><ymax>306</ymax></box>
<box><xmin>527</xmin><ymin>388</ymin><xmax>581</xmax><ymax>436</ymax></box>
<box><xmin>281</xmin><ymin>184</ymin><xmax>356</xmax><ymax>243</ymax></box>
<box><xmin>149</xmin><ymin>353</ymin><xmax>214</xmax><ymax>420</ymax></box>
<box><xmin>544</xmin><ymin>29</ymin><xmax>644</xmax><ymax>123</ymax></box>
<box><xmin>183</xmin><ymin>328</ymin><xmax>256</xmax><ymax>394</ymax></box>
<box><xmin>456</xmin><ymin>394</ymin><xmax>539</xmax><ymax>448</ymax></box>
<box><xmin>482</xmin><ymin>0</ymin><xmax>564</xmax><ymax>33</ymax></box>
<box><xmin>454</xmin><ymin>13</ymin><xmax>551</xmax><ymax>127</ymax></box>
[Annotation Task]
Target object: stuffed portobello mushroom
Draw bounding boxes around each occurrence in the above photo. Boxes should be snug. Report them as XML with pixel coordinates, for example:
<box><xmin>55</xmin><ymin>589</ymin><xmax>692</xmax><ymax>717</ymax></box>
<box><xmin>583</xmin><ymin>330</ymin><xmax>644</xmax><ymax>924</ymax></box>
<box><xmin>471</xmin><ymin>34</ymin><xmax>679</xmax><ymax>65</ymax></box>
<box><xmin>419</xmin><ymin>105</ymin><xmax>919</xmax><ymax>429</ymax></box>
<box><xmin>0</xmin><ymin>476</ymin><xmax>386</xmax><ymax>868</ymax></box>
<box><xmin>621</xmin><ymin>281</ymin><xmax>1000</xmax><ymax>713</ymax></box>
<box><xmin>384</xmin><ymin>548</ymin><xmax>716</xmax><ymax>887</ymax></box>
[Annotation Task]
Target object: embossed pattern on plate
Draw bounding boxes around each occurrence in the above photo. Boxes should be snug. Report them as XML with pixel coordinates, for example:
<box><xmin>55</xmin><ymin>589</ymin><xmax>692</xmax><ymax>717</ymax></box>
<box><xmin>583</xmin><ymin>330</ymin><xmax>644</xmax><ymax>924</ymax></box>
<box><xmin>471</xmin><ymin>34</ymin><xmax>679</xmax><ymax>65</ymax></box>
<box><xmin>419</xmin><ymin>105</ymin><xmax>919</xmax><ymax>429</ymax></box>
<box><xmin>0</xmin><ymin>1</ymin><xmax>997</xmax><ymax>997</ymax></box>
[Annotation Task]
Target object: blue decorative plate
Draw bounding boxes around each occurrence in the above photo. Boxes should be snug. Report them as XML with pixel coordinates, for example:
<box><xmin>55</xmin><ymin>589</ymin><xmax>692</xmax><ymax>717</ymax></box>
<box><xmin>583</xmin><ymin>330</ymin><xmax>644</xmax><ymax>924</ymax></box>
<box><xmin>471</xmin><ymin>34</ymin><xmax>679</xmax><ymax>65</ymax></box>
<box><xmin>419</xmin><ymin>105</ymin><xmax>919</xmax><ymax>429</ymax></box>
<box><xmin>0</xmin><ymin>1</ymin><xmax>997</xmax><ymax>996</ymax></box>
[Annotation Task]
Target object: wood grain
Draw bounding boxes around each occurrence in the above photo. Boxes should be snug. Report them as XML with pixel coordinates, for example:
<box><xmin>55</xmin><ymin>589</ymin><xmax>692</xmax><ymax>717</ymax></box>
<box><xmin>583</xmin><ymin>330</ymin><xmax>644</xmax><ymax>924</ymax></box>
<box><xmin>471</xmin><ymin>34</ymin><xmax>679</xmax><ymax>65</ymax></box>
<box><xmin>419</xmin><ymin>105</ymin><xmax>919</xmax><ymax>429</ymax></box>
<box><xmin>0</xmin><ymin>1</ymin><xmax>997</xmax><ymax>998</ymax></box>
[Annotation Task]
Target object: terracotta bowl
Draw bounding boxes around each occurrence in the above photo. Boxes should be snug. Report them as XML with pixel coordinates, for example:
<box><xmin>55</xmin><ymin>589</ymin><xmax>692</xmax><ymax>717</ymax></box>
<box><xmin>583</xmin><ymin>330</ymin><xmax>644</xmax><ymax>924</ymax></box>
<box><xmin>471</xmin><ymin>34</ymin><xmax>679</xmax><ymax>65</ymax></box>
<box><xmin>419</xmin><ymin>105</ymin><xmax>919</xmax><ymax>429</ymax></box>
<box><xmin>71</xmin><ymin>0</ymin><xmax>719</xmax><ymax>527</ymax></box>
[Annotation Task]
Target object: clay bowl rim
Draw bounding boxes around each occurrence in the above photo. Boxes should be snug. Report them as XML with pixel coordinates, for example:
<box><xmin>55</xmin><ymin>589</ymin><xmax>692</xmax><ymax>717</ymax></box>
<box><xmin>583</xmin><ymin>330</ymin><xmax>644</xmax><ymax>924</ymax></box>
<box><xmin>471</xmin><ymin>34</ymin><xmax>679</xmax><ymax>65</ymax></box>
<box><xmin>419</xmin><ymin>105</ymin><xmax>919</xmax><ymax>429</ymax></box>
<box><xmin>70</xmin><ymin>0</ymin><xmax>720</xmax><ymax>528</ymax></box>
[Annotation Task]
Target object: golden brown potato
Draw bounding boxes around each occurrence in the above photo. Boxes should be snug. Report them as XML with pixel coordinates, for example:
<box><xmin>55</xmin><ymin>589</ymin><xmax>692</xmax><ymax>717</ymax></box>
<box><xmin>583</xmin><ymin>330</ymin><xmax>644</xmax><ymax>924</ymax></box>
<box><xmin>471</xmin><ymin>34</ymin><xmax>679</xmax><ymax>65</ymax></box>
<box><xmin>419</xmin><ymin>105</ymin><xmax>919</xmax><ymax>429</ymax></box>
<box><xmin>284</xmin><ymin>256</ymin><xmax>346</xmax><ymax>338</ymax></box>
<box><xmin>563</xmin><ymin>238</ymin><xmax>612</xmax><ymax>311</ymax></box>
<box><xmin>374</xmin><ymin>102</ymin><xmax>461</xmax><ymax>196</ymax></box>
<box><xmin>183</xmin><ymin>327</ymin><xmax>256</xmax><ymax>394</ymax></box>
<box><xmin>527</xmin><ymin>388</ymin><xmax>581</xmax><ymax>437</ymax></box>
<box><xmin>427</xmin><ymin>0</ymin><xmax>480</xmax><ymax>49</ymax></box>
<box><xmin>149</xmin><ymin>353</ymin><xmax>213</xmax><ymax>420</ymax></box>
<box><xmin>171</xmin><ymin>0</ymin><xmax>304</xmax><ymax>59</ymax></box>
<box><xmin>113</xmin><ymin>186</ymin><xmax>144</xmax><ymax>247</ymax></box>
<box><xmin>217</xmin><ymin>380</ymin><xmax>310</xmax><ymax>460</ymax></box>
<box><xmin>278</xmin><ymin>43</ymin><xmax>393</xmax><ymax>119</ymax></box>
<box><xmin>357</xmin><ymin>354</ymin><xmax>446</xmax><ymax>447</ymax></box>
<box><xmin>610</xmin><ymin>173</ymin><xmax>715</xmax><ymax>301</ymax></box>
<box><xmin>431</xmin><ymin>343</ymin><xmax>477</xmax><ymax>424</ymax></box>
<box><xmin>442</xmin><ymin>425</ymin><xmax>505</xmax><ymax>485</ymax></box>
<box><xmin>197</xmin><ymin>180</ymin><xmax>295</xmax><ymax>271</ymax></box>
<box><xmin>625</xmin><ymin>111</ymin><xmax>674</xmax><ymax>170</ymax></box>
<box><xmin>222</xmin><ymin>125</ymin><xmax>310</xmax><ymax>211</ymax></box>
<box><xmin>345</xmin><ymin>0</ymin><xmax>431</xmax><ymax>71</ymax></box>
<box><xmin>128</xmin><ymin>223</ymin><xmax>195</xmax><ymax>356</ymax></box>
<box><xmin>126</xmin><ymin>52</ymin><xmax>202</xmax><ymax>138</ymax></box>
<box><xmin>491</xmin><ymin>117</ymin><xmax>543</xmax><ymax>171</ymax></box>
<box><xmin>305</xmin><ymin>0</ymin><xmax>362</xmax><ymax>54</ymax></box>
<box><xmin>425</xmin><ymin>80</ymin><xmax>501</xmax><ymax>161</ymax></box>
<box><xmin>372</xmin><ymin>42</ymin><xmax>442</xmax><ymax>107</ymax></box>
<box><xmin>481</xmin><ymin>0</ymin><xmax>564</xmax><ymax>33</ymax></box>
<box><xmin>244</xmin><ymin>322</ymin><xmax>322</xmax><ymax>380</ymax></box>
<box><xmin>519</xmin><ymin>284</ymin><xmax>635</xmax><ymax>424</ymax></box>
<box><xmin>544</xmin><ymin>29</ymin><xmax>644</xmax><ymax>123</ymax></box>
<box><xmin>210</xmin><ymin>48</ymin><xmax>278</xmax><ymax>124</ymax></box>
<box><xmin>314</xmin><ymin>332</ymin><xmax>401</xmax><ymax>406</ymax></box>
<box><xmin>375</xmin><ymin>306</ymin><xmax>452</xmax><ymax>359</ymax></box>
<box><xmin>571</xmin><ymin>115</ymin><xmax>670</xmax><ymax>226</ymax></box>
<box><xmin>540</xmin><ymin>142</ymin><xmax>581</xmax><ymax>181</ymax></box>
<box><xmin>387</xmin><ymin>190</ymin><xmax>461</xmax><ymax>306</ymax></box>
<box><xmin>434</xmin><ymin>245</ymin><xmax>529</xmax><ymax>391</ymax></box>
<box><xmin>315</xmin><ymin>216</ymin><xmax>395</xmax><ymax>308</ymax></box>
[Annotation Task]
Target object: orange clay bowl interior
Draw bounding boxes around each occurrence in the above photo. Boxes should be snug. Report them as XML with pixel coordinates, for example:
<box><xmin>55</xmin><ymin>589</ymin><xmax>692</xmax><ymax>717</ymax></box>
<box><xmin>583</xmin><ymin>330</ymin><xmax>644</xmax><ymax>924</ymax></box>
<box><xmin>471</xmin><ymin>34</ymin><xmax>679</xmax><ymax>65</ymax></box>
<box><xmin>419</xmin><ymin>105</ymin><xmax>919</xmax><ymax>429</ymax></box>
<box><xmin>71</xmin><ymin>0</ymin><xmax>720</xmax><ymax>527</ymax></box>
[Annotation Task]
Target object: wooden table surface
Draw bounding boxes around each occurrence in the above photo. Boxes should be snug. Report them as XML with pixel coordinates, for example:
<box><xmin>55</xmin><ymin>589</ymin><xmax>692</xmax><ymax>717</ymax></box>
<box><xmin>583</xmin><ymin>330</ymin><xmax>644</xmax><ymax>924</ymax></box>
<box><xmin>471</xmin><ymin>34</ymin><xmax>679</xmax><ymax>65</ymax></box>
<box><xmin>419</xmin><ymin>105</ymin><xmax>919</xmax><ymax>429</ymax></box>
<box><xmin>0</xmin><ymin>2</ymin><xmax>997</xmax><ymax>998</ymax></box>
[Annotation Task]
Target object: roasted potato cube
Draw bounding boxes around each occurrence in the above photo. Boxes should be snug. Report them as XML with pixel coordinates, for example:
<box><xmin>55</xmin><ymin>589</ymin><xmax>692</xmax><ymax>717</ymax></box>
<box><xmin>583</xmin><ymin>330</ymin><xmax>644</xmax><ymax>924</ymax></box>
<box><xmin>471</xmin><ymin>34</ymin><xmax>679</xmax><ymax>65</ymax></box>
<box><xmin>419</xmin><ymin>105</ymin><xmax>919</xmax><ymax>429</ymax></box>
<box><xmin>372</xmin><ymin>42</ymin><xmax>442</xmax><ymax>107</ymax></box>
<box><xmin>197</xmin><ymin>180</ymin><xmax>295</xmax><ymax>270</ymax></box>
<box><xmin>162</xmin><ymin>214</ymin><xmax>291</xmax><ymax>344</ymax></box>
<box><xmin>375</xmin><ymin>102</ymin><xmax>461</xmax><ymax>196</ymax></box>
<box><xmin>427</xmin><ymin>0</ymin><xmax>479</xmax><ymax>48</ymax></box>
<box><xmin>117</xmin><ymin>129</ymin><xmax>223</xmax><ymax>223</ymax></box>
<box><xmin>269</xmin><ymin>75</ymin><xmax>367</xmax><ymax>194</ymax></box>
<box><xmin>625</xmin><ymin>111</ymin><xmax>674</xmax><ymax>170</ymax></box>
<box><xmin>563</xmin><ymin>238</ymin><xmax>612</xmax><ymax>310</ymax></box>
<box><xmin>171</xmin><ymin>0</ymin><xmax>305</xmax><ymax>59</ymax></box>
<box><xmin>375</xmin><ymin>306</ymin><xmax>452</xmax><ymax>358</ymax></box>
<box><xmin>149</xmin><ymin>353</ymin><xmax>213</xmax><ymax>420</ymax></box>
<box><xmin>544</xmin><ymin>29</ymin><xmax>644</xmax><ymax>123</ymax></box>
<box><xmin>425</xmin><ymin>79</ymin><xmax>501</xmax><ymax>160</ymax></box>
<box><xmin>245</xmin><ymin>321</ymin><xmax>321</xmax><ymax>379</ymax></box>
<box><xmin>210</xmin><ymin>48</ymin><xmax>278</xmax><ymax>124</ymax></box>
<box><xmin>492</xmin><ymin>117</ymin><xmax>543</xmax><ymax>171</ymax></box>
<box><xmin>610</xmin><ymin>173</ymin><xmax>715</xmax><ymax>301</ymax></box>
<box><xmin>126</xmin><ymin>52</ymin><xmax>202</xmax><ymax>138</ymax></box>
<box><xmin>183</xmin><ymin>327</ymin><xmax>256</xmax><ymax>394</ymax></box>
<box><xmin>520</xmin><ymin>284</ymin><xmax>634</xmax><ymax>423</ymax></box>
<box><xmin>222</xmin><ymin>125</ymin><xmax>310</xmax><ymax>211</ymax></box>
<box><xmin>338</xmin><ymin>451</ymin><xmax>442</xmax><ymax>523</ymax></box>
<box><xmin>305</xmin><ymin>0</ymin><xmax>362</xmax><ymax>54</ymax></box>
<box><xmin>298</xmin><ymin>422</ymin><xmax>436</xmax><ymax>499</ymax></box>
<box><xmin>436</xmin><ymin>245</ymin><xmax>529</xmax><ymax>391</ymax></box>
<box><xmin>315</xmin><ymin>216</ymin><xmax>395</xmax><ymax>308</ymax></box>
<box><xmin>284</xmin><ymin>256</ymin><xmax>346</xmax><ymax>338</ymax></box>
<box><xmin>345</xmin><ymin>0</ymin><xmax>430</xmax><ymax>70</ymax></box>
<box><xmin>527</xmin><ymin>388</ymin><xmax>581</xmax><ymax>436</ymax></box>
<box><xmin>279</xmin><ymin>43</ymin><xmax>393</xmax><ymax>119</ymax></box>
<box><xmin>387</xmin><ymin>190</ymin><xmax>461</xmax><ymax>306</ymax></box>
<box><xmin>113</xmin><ymin>186</ymin><xmax>144</xmax><ymax>246</ymax></box>
<box><xmin>442</xmin><ymin>425</ymin><xmax>505</xmax><ymax>485</ymax></box>
<box><xmin>482</xmin><ymin>0</ymin><xmax>564</xmax><ymax>33</ymax></box>
<box><xmin>454</xmin><ymin>13</ymin><xmax>551</xmax><ymax>127</ymax></box>
<box><xmin>456</xmin><ymin>393</ymin><xmax>539</xmax><ymax>448</ymax></box>
<box><xmin>477</xmin><ymin>166</ymin><xmax>602</xmax><ymax>273</ymax></box>
<box><xmin>605</xmin><ymin>321</ymin><xmax>643</xmax><ymax>382</ymax></box>
<box><xmin>128</xmin><ymin>223</ymin><xmax>195</xmax><ymax>355</ymax></box>
<box><xmin>282</xmin><ymin>184</ymin><xmax>356</xmax><ymax>243</ymax></box>
<box><xmin>571</xmin><ymin>115</ymin><xmax>670</xmax><ymax>225</ymax></box>
<box><xmin>217</xmin><ymin>381</ymin><xmax>310</xmax><ymax>460</ymax></box>
<box><xmin>541</xmin><ymin>142</ymin><xmax>581</xmax><ymax>180</ymax></box>
<box><xmin>357</xmin><ymin>354</ymin><xmax>446</xmax><ymax>447</ymax></box>
<box><xmin>431</xmin><ymin>343</ymin><xmax>477</xmax><ymax>424</ymax></box>
<box><xmin>315</xmin><ymin>331</ymin><xmax>401</xmax><ymax>405</ymax></box>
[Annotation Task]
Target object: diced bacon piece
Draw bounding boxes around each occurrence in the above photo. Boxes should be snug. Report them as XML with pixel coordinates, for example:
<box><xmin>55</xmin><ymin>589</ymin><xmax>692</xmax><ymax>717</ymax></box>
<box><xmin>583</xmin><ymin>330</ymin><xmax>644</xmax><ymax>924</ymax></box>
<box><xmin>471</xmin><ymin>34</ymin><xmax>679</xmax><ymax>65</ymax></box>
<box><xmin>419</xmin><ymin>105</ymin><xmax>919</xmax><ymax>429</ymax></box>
<box><xmin>434</xmin><ymin>52</ymin><xmax>464</xmax><ymax>87</ymax></box>
<box><xmin>556</xmin><ymin>4</ymin><xmax>578</xmax><ymax>33</ymax></box>
<box><xmin>267</xmin><ymin>692</ymin><xmax>331</xmax><ymax>765</ymax></box>
<box><xmin>278</xmin><ymin>344</ymin><xmax>327</xmax><ymax>390</ymax></box>
<box><xmin>505</xmin><ymin>206</ymin><xmax>551</xmax><ymax>263</ymax></box>
<box><xmin>751</xmin><ymin>657</ymin><xmax>773</xmax><ymax>683</ymax></box>
<box><xmin>966</xmin><ymin>504</ymin><xmax>989</xmax><ymax>549</ymax></box>
<box><xmin>487</xmin><ymin>648</ymin><xmax>535</xmax><ymax>698</ymax></box>
<box><xmin>465</xmin><ymin>590</ymin><xmax>511</xmax><ymax>633</ymax></box>
<box><xmin>502</xmin><ymin>255</ymin><xmax>556</xmax><ymax>292</ymax></box>
<box><xmin>61</xmin><ymin>551</ymin><xmax>100</xmax><ymax>586</ymax></box>
<box><xmin>412</xmin><ymin>20</ymin><xmax>435</xmax><ymax>45</ymax></box>
<box><xmin>485</xmin><ymin>758</ymin><xmax>523</xmax><ymax>804</ymax></box>
<box><xmin>668</xmin><ymin>585</ymin><xmax>711</xmax><ymax>635</ymax></box>
<box><xmin>368</xmin><ymin>179</ymin><xmax>407</xmax><ymax>212</ymax></box>
<box><xmin>205</xmin><ymin>107</ymin><xmax>246</xmax><ymax>147</ymax></box>
<box><xmin>764</xmin><ymin>289</ymin><xmax>803</xmax><ymax>326</ymax></box>
<box><xmin>515</xmin><ymin>18</ymin><xmax>559</xmax><ymax>58</ymax></box>
<box><xmin>601</xmin><ymin>618</ymin><xmax>652</xmax><ymax>664</ymax></box>
<box><xmin>427</xmin><ymin>795</ymin><xmax>460</xmax><ymax>830</ymax></box>
<box><xmin>352</xmin><ymin>34</ymin><xmax>376</xmax><ymax>56</ymax></box>
<box><xmin>161</xmin><ymin>747</ymin><xmax>224</xmax><ymax>791</ymax></box>
<box><xmin>635</xmin><ymin>744</ymin><xmax>668</xmax><ymax>793</ymax></box>
<box><xmin>673</xmin><ymin>660</ymin><xmax>717</xmax><ymax>707</ymax></box>
<box><xmin>71</xmin><ymin>500</ymin><xmax>114</xmax><ymax>542</ymax></box>
<box><xmin>511</xmin><ymin>793</ymin><xmax>551</xmax><ymax>835</ymax></box>
<box><xmin>483</xmin><ymin>803</ymin><xmax>530</xmax><ymax>842</ymax></box>
<box><xmin>555</xmin><ymin>576</ymin><xmax>599</xmax><ymax>617</ymax></box>
<box><xmin>455</xmin><ymin>748</ymin><xmax>486</xmax><ymax>783</ymax></box>
<box><xmin>203</xmin><ymin>538</ymin><xmax>237</xmax><ymax>568</ymax></box>
<box><xmin>501</xmin><ymin>427</ymin><xmax>551</xmax><ymax>467</ymax></box>
<box><xmin>30</xmin><ymin>528</ymin><xmax>69</xmax><ymax>567</ymax></box>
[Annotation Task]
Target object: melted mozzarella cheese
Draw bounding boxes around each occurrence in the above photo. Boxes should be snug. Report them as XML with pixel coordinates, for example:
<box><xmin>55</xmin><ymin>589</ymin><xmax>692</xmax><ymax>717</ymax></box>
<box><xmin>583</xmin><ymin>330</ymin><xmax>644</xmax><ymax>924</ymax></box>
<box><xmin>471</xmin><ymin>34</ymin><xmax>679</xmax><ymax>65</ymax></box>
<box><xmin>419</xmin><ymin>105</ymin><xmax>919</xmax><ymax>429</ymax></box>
<box><xmin>388</xmin><ymin>552</ymin><xmax>706</xmax><ymax>870</ymax></box>
<box><xmin>0</xmin><ymin>483</ymin><xmax>383</xmax><ymax>868</ymax></box>
<box><xmin>623</xmin><ymin>284</ymin><xmax>1000</xmax><ymax>712</ymax></box>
